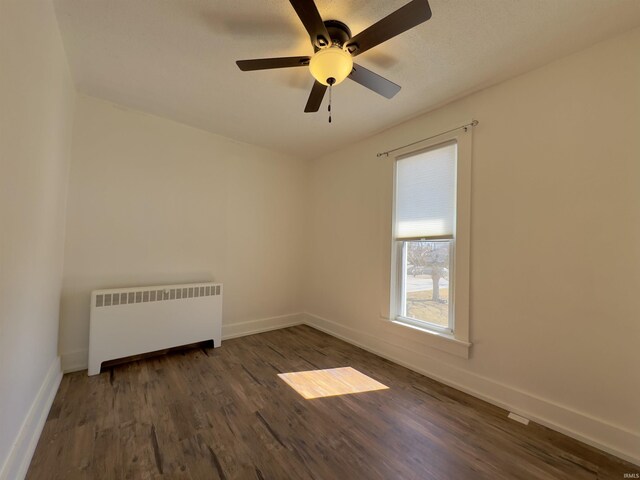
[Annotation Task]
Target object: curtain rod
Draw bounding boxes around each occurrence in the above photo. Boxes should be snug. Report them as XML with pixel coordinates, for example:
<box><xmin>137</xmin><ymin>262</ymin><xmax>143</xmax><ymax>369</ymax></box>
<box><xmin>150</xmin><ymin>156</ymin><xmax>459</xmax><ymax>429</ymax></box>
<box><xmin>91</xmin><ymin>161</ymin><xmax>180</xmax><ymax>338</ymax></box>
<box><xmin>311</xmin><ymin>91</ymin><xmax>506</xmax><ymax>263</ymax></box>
<box><xmin>376</xmin><ymin>120</ymin><xmax>479</xmax><ymax>158</ymax></box>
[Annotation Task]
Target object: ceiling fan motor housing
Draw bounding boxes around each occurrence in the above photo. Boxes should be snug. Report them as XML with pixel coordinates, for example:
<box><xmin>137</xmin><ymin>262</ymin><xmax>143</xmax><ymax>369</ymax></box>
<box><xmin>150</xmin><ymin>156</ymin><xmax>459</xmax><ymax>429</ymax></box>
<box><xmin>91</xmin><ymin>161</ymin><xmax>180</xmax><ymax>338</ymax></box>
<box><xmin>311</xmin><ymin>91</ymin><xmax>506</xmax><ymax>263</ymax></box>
<box><xmin>315</xmin><ymin>20</ymin><xmax>352</xmax><ymax>49</ymax></box>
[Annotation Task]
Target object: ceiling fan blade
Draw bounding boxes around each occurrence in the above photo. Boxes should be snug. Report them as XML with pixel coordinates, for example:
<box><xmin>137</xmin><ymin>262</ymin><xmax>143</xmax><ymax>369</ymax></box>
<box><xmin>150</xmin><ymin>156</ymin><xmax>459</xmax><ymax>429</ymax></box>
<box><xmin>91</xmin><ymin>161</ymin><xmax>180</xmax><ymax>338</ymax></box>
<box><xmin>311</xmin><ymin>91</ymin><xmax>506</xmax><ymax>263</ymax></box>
<box><xmin>236</xmin><ymin>56</ymin><xmax>310</xmax><ymax>71</ymax></box>
<box><xmin>304</xmin><ymin>81</ymin><xmax>327</xmax><ymax>112</ymax></box>
<box><xmin>345</xmin><ymin>0</ymin><xmax>432</xmax><ymax>57</ymax></box>
<box><xmin>289</xmin><ymin>0</ymin><xmax>331</xmax><ymax>48</ymax></box>
<box><xmin>349</xmin><ymin>63</ymin><xmax>401</xmax><ymax>99</ymax></box>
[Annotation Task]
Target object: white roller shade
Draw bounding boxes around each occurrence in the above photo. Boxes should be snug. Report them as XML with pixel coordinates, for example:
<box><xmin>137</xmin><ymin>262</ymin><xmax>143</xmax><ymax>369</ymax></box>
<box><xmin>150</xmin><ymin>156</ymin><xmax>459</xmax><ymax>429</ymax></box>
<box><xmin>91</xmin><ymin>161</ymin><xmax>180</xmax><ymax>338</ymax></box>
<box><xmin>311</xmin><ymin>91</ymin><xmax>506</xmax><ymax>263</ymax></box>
<box><xmin>395</xmin><ymin>141</ymin><xmax>456</xmax><ymax>239</ymax></box>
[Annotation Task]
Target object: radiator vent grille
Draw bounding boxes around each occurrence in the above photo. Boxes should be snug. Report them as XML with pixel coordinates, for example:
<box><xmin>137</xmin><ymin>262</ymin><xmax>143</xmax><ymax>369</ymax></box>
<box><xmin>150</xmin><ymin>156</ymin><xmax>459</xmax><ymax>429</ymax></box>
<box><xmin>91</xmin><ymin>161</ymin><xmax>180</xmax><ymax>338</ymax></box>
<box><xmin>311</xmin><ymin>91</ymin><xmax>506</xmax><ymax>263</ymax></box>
<box><xmin>95</xmin><ymin>285</ymin><xmax>221</xmax><ymax>308</ymax></box>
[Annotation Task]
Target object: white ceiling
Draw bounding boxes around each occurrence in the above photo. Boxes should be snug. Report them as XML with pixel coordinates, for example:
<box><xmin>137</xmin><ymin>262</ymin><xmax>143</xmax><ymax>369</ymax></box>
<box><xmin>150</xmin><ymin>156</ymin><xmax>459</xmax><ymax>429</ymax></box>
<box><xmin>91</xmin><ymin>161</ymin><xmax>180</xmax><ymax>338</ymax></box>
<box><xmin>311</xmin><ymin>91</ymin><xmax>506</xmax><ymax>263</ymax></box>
<box><xmin>54</xmin><ymin>0</ymin><xmax>640</xmax><ymax>159</ymax></box>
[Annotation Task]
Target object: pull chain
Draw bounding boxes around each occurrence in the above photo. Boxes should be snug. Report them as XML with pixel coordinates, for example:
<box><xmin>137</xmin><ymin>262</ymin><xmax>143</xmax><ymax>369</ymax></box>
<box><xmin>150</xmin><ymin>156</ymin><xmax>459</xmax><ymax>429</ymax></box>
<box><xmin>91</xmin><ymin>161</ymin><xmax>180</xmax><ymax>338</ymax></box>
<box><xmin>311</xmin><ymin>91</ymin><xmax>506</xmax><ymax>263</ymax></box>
<box><xmin>328</xmin><ymin>83</ymin><xmax>332</xmax><ymax>123</ymax></box>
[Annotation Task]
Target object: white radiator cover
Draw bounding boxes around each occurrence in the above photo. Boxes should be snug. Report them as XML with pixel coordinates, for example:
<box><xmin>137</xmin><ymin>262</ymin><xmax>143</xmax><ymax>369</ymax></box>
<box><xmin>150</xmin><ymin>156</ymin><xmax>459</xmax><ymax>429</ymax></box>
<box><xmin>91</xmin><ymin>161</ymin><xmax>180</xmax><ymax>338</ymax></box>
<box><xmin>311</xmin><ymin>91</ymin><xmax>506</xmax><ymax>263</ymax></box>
<box><xmin>88</xmin><ymin>282</ymin><xmax>222</xmax><ymax>376</ymax></box>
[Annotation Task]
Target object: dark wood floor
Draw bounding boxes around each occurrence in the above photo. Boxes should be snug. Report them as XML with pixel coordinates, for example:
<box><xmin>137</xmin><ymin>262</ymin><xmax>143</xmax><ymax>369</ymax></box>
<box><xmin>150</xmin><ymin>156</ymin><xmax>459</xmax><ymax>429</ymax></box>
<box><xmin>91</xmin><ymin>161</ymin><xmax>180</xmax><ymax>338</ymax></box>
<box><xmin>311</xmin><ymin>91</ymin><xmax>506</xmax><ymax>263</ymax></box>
<box><xmin>28</xmin><ymin>325</ymin><xmax>636</xmax><ymax>479</ymax></box>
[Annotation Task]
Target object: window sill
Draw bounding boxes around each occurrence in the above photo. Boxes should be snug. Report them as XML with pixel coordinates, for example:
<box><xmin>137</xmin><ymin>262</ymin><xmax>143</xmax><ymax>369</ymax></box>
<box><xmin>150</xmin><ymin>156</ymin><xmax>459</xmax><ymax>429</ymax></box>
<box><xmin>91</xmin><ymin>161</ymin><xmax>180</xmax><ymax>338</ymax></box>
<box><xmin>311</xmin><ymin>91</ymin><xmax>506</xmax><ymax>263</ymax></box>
<box><xmin>385</xmin><ymin>316</ymin><xmax>472</xmax><ymax>359</ymax></box>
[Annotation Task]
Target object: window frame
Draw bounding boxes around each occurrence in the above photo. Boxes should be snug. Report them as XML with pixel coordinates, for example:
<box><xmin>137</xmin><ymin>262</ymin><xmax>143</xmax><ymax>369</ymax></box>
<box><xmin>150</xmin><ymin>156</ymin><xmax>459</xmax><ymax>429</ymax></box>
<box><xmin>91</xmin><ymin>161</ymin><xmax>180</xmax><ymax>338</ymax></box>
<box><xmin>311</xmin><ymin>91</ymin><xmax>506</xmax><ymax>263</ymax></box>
<box><xmin>388</xmin><ymin>126</ymin><xmax>472</xmax><ymax>357</ymax></box>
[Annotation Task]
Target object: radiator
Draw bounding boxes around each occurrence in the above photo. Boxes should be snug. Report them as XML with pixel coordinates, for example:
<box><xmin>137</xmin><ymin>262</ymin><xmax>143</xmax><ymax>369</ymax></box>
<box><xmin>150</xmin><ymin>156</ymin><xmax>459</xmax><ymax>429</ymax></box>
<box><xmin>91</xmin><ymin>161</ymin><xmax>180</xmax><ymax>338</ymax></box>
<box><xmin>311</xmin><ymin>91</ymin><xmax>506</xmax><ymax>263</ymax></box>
<box><xmin>88</xmin><ymin>282</ymin><xmax>222</xmax><ymax>376</ymax></box>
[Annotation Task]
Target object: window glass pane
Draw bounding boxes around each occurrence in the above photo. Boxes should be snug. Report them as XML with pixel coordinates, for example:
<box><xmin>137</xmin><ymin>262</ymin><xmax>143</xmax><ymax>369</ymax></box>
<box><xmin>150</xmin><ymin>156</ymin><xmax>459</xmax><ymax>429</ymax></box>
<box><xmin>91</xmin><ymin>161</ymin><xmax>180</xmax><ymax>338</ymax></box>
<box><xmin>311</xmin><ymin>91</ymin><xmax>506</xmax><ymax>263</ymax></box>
<box><xmin>395</xmin><ymin>142</ymin><xmax>456</xmax><ymax>239</ymax></box>
<box><xmin>403</xmin><ymin>240</ymin><xmax>451</xmax><ymax>328</ymax></box>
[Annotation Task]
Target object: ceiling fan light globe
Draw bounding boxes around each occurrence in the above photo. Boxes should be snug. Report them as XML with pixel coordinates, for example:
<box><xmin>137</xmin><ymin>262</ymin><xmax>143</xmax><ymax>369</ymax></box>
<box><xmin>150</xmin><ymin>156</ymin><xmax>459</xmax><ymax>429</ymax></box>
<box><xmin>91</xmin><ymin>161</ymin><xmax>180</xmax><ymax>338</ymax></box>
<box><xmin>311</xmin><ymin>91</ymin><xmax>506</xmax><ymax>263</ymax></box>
<box><xmin>309</xmin><ymin>47</ymin><xmax>353</xmax><ymax>86</ymax></box>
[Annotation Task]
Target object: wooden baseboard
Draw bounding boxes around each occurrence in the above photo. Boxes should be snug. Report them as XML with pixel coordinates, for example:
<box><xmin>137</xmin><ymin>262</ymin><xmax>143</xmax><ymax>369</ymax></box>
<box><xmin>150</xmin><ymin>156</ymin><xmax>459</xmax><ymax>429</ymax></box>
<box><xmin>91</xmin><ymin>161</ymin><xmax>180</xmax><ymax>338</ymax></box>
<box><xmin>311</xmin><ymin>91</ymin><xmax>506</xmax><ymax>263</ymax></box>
<box><xmin>302</xmin><ymin>312</ymin><xmax>640</xmax><ymax>467</ymax></box>
<box><xmin>59</xmin><ymin>311</ymin><xmax>638</xmax><ymax>466</ymax></box>
<box><xmin>0</xmin><ymin>358</ymin><xmax>62</xmax><ymax>480</ymax></box>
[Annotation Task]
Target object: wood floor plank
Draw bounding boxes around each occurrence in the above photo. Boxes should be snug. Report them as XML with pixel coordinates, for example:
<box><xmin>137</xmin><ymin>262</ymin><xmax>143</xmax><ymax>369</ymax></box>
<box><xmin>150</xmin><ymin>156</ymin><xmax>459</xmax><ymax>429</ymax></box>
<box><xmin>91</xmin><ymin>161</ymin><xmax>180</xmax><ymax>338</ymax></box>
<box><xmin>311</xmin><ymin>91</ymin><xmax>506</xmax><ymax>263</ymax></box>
<box><xmin>27</xmin><ymin>325</ymin><xmax>638</xmax><ymax>479</ymax></box>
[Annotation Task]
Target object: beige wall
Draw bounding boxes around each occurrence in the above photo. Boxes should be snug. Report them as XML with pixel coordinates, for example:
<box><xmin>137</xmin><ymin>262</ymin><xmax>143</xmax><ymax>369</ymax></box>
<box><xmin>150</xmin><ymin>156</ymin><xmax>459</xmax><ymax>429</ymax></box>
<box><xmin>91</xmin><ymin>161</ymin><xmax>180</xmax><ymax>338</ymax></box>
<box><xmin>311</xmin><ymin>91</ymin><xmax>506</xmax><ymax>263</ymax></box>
<box><xmin>304</xmin><ymin>27</ymin><xmax>640</xmax><ymax>463</ymax></box>
<box><xmin>59</xmin><ymin>95</ymin><xmax>308</xmax><ymax>370</ymax></box>
<box><xmin>2</xmin><ymin>2</ymin><xmax>637</xmax><ymax>470</ymax></box>
<box><xmin>0</xmin><ymin>0</ymin><xmax>76</xmax><ymax>476</ymax></box>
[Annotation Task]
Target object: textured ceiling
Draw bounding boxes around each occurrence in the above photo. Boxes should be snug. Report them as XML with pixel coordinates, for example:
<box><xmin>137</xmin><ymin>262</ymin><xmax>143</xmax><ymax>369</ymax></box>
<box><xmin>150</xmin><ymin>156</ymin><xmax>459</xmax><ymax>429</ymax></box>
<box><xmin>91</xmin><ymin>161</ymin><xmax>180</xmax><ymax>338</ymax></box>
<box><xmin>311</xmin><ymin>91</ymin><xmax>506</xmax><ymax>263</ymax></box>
<box><xmin>54</xmin><ymin>0</ymin><xmax>640</xmax><ymax>159</ymax></box>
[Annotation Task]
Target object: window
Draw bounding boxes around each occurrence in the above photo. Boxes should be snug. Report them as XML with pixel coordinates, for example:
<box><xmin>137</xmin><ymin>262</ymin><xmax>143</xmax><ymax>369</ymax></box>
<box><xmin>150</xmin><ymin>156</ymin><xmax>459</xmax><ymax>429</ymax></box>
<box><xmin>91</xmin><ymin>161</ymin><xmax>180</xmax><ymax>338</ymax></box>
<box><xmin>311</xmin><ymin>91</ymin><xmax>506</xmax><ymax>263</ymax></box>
<box><xmin>390</xmin><ymin>127</ymin><xmax>472</xmax><ymax>356</ymax></box>
<box><xmin>400</xmin><ymin>240</ymin><xmax>452</xmax><ymax>329</ymax></box>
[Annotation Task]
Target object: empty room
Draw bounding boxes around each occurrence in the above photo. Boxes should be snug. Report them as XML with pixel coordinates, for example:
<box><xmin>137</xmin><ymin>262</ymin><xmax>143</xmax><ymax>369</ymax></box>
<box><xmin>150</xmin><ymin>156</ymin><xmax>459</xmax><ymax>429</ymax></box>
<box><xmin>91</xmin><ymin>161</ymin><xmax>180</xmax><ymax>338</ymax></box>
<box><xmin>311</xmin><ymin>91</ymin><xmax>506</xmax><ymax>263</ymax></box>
<box><xmin>1</xmin><ymin>0</ymin><xmax>639</xmax><ymax>478</ymax></box>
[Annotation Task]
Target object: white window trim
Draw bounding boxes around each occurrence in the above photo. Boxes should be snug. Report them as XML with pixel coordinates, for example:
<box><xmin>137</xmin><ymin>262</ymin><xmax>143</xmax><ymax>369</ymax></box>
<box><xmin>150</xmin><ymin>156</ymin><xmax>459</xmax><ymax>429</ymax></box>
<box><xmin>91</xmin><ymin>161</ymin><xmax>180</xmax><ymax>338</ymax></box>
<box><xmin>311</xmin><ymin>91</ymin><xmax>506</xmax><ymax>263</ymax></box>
<box><xmin>388</xmin><ymin>125</ymin><xmax>472</xmax><ymax>358</ymax></box>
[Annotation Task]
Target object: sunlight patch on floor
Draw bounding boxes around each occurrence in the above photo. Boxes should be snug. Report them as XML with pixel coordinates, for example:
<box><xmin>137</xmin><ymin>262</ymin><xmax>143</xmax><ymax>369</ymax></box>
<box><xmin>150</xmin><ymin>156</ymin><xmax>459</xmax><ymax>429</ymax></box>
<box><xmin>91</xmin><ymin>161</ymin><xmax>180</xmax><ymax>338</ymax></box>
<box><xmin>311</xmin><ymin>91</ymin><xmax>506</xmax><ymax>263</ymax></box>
<box><xmin>278</xmin><ymin>367</ymin><xmax>389</xmax><ymax>399</ymax></box>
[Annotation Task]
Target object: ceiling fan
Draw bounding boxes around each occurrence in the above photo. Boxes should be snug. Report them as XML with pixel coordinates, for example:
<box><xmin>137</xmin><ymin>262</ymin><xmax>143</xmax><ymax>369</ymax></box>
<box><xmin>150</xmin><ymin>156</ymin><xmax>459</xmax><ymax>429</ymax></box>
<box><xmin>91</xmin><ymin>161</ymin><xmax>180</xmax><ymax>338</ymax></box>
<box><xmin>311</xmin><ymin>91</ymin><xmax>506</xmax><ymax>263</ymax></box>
<box><xmin>236</xmin><ymin>0</ymin><xmax>432</xmax><ymax>114</ymax></box>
